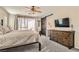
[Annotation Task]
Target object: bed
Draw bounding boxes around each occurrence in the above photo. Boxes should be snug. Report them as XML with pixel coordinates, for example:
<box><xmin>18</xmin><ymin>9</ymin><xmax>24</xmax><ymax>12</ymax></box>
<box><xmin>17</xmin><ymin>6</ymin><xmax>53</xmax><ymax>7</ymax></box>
<box><xmin>0</xmin><ymin>29</ymin><xmax>41</xmax><ymax>51</ymax></box>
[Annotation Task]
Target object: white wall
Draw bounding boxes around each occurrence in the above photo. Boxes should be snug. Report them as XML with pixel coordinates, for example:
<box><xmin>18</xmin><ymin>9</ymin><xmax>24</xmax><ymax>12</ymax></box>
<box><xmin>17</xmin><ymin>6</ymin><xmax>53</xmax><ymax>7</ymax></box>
<box><xmin>35</xmin><ymin>18</ymin><xmax>41</xmax><ymax>31</ymax></box>
<box><xmin>8</xmin><ymin>14</ymin><xmax>16</xmax><ymax>30</ymax></box>
<box><xmin>0</xmin><ymin>7</ymin><xmax>9</xmax><ymax>26</ymax></box>
<box><xmin>46</xmin><ymin>6</ymin><xmax>79</xmax><ymax>49</ymax></box>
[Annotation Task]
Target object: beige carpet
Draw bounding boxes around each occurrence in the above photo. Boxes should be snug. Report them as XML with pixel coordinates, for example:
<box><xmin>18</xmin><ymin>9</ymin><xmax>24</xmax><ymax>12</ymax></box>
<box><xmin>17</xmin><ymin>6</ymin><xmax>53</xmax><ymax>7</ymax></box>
<box><xmin>0</xmin><ymin>35</ymin><xmax>79</xmax><ymax>52</ymax></box>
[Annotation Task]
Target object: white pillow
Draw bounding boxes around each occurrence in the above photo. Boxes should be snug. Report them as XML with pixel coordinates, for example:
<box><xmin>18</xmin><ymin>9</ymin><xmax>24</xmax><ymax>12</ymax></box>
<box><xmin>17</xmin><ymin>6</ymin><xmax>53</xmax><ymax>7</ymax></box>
<box><xmin>3</xmin><ymin>26</ymin><xmax>12</xmax><ymax>34</ymax></box>
<box><xmin>0</xmin><ymin>31</ymin><xmax>3</xmax><ymax>35</ymax></box>
<box><xmin>8</xmin><ymin>26</ymin><xmax>12</xmax><ymax>31</ymax></box>
<box><xmin>0</xmin><ymin>26</ymin><xmax>4</xmax><ymax>34</ymax></box>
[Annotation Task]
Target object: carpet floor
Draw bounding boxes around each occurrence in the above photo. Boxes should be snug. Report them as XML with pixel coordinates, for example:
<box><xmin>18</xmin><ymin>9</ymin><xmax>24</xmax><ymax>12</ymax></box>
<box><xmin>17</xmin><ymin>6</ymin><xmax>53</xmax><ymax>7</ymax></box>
<box><xmin>0</xmin><ymin>35</ymin><xmax>79</xmax><ymax>52</ymax></box>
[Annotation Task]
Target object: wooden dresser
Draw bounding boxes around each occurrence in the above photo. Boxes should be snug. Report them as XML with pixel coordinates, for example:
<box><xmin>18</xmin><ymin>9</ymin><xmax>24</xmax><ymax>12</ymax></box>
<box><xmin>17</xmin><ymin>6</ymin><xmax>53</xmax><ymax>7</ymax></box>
<box><xmin>49</xmin><ymin>30</ymin><xmax>75</xmax><ymax>49</ymax></box>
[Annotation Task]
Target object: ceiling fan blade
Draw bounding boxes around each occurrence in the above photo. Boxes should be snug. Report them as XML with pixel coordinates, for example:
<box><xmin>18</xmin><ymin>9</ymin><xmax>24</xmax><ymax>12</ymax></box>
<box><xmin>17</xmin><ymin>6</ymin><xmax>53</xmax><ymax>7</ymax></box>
<box><xmin>33</xmin><ymin>6</ymin><xmax>40</xmax><ymax>9</ymax></box>
<box><xmin>33</xmin><ymin>8</ymin><xmax>42</xmax><ymax>12</ymax></box>
<box><xmin>36</xmin><ymin>10</ymin><xmax>42</xmax><ymax>13</ymax></box>
<box><xmin>25</xmin><ymin>6</ymin><xmax>32</xmax><ymax>9</ymax></box>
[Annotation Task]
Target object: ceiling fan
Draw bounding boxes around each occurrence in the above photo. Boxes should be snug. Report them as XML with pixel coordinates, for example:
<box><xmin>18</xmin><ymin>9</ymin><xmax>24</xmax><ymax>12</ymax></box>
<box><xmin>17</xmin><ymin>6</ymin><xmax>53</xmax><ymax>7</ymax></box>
<box><xmin>25</xmin><ymin>6</ymin><xmax>42</xmax><ymax>14</ymax></box>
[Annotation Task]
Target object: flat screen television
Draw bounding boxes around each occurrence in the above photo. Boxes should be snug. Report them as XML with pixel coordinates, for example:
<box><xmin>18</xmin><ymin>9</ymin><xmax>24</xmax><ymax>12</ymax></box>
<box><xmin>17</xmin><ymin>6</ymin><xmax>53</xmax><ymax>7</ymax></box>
<box><xmin>55</xmin><ymin>17</ymin><xmax>70</xmax><ymax>27</ymax></box>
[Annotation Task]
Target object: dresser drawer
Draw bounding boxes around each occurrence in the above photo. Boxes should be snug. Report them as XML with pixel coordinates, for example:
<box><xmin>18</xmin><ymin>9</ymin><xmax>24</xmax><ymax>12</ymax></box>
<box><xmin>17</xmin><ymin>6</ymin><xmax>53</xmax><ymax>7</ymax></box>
<box><xmin>49</xmin><ymin>30</ymin><xmax>75</xmax><ymax>49</ymax></box>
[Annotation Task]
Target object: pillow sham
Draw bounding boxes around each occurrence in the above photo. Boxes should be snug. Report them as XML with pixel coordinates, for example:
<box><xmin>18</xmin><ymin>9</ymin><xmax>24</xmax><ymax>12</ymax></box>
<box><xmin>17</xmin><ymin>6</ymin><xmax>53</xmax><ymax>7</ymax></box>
<box><xmin>0</xmin><ymin>26</ymin><xmax>4</xmax><ymax>34</ymax></box>
<box><xmin>2</xmin><ymin>26</ymin><xmax>12</xmax><ymax>34</ymax></box>
<box><xmin>0</xmin><ymin>31</ymin><xmax>3</xmax><ymax>35</ymax></box>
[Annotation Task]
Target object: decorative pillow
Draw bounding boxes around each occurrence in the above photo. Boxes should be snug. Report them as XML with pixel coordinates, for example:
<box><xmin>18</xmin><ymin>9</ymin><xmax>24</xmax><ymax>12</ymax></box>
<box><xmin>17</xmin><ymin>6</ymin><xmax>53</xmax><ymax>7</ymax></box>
<box><xmin>0</xmin><ymin>31</ymin><xmax>3</xmax><ymax>35</ymax></box>
<box><xmin>0</xmin><ymin>26</ymin><xmax>4</xmax><ymax>34</ymax></box>
<box><xmin>2</xmin><ymin>26</ymin><xmax>12</xmax><ymax>34</ymax></box>
<box><xmin>8</xmin><ymin>26</ymin><xmax>12</xmax><ymax>31</ymax></box>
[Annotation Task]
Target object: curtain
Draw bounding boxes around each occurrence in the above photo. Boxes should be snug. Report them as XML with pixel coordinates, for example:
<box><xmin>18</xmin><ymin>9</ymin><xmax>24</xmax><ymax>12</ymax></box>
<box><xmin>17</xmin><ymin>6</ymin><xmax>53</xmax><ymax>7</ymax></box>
<box><xmin>16</xmin><ymin>16</ymin><xmax>36</xmax><ymax>31</ymax></box>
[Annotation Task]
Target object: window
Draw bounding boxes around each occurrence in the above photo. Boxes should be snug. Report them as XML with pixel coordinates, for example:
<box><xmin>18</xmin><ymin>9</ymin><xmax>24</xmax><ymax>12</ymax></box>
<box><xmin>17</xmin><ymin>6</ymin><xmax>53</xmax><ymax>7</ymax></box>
<box><xmin>28</xmin><ymin>19</ymin><xmax>35</xmax><ymax>30</ymax></box>
<box><xmin>17</xmin><ymin>17</ymin><xmax>35</xmax><ymax>30</ymax></box>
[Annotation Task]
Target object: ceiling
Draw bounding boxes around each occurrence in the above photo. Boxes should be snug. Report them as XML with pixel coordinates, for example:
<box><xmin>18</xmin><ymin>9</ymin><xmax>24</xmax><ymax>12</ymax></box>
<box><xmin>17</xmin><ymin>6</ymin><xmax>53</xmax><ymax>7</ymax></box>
<box><xmin>2</xmin><ymin>6</ymin><xmax>53</xmax><ymax>17</ymax></box>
